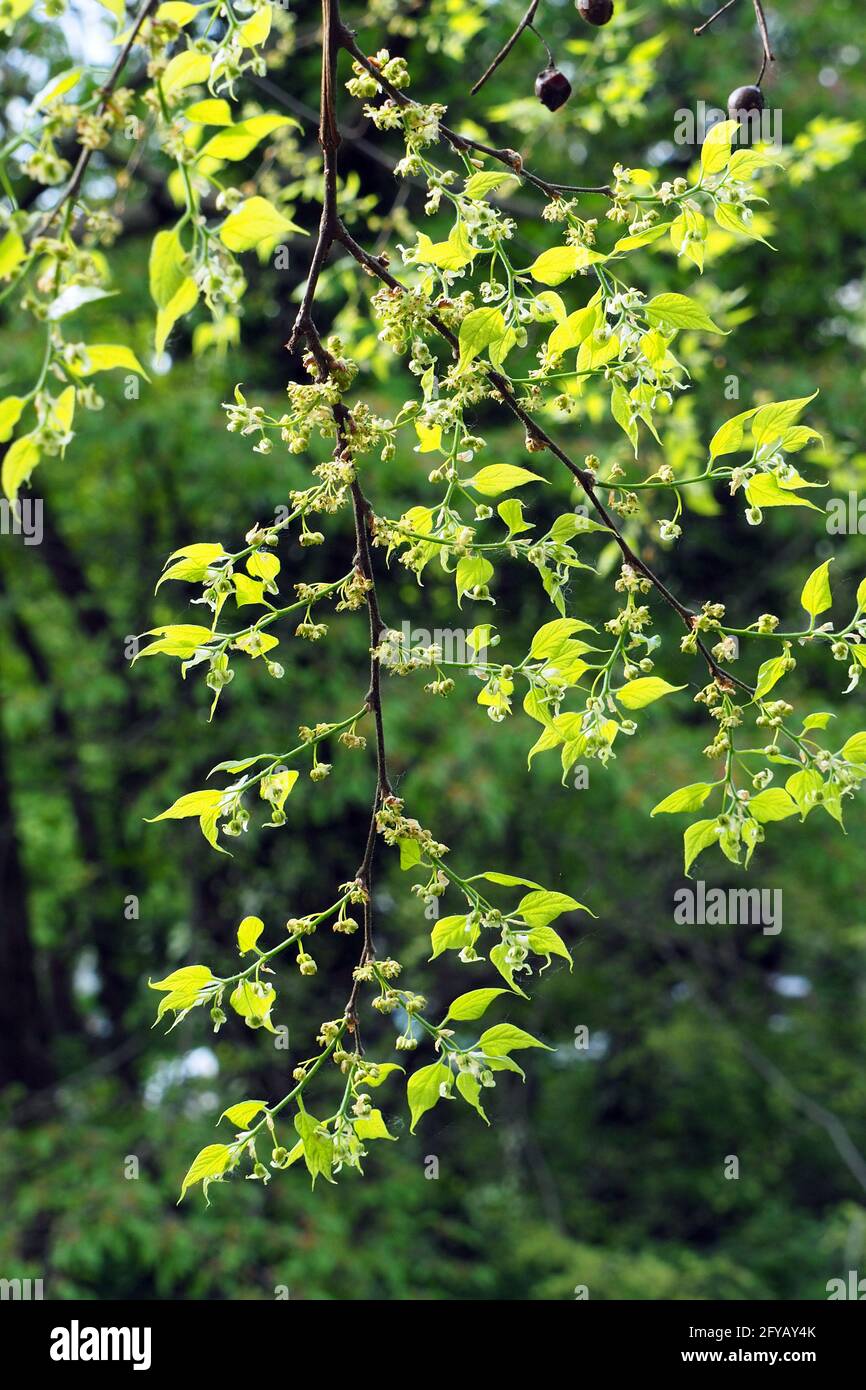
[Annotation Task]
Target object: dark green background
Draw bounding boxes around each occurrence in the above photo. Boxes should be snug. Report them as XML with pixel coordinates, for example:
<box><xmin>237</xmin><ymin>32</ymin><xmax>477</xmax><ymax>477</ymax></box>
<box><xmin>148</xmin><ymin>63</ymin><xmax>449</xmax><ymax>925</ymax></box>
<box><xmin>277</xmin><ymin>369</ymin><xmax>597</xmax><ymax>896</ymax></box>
<box><xmin>2</xmin><ymin>0</ymin><xmax>865</xmax><ymax>1298</ymax></box>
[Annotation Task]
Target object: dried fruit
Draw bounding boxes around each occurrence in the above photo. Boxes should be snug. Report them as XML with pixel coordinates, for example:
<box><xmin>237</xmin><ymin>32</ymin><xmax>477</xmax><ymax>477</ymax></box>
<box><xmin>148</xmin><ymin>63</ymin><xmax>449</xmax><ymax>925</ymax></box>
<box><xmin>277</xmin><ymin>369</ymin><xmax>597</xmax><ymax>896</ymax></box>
<box><xmin>578</xmin><ymin>0</ymin><xmax>614</xmax><ymax>24</ymax></box>
<box><xmin>727</xmin><ymin>84</ymin><xmax>765</xmax><ymax>119</ymax></box>
<box><xmin>535</xmin><ymin>66</ymin><xmax>572</xmax><ymax>112</ymax></box>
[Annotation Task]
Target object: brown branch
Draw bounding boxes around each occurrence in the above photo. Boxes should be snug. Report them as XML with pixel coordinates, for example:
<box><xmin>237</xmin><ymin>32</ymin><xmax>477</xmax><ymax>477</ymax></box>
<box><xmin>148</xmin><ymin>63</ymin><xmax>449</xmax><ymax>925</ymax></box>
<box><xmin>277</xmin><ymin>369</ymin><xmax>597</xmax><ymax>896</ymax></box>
<box><xmin>293</xmin><ymin>0</ymin><xmax>754</xmax><ymax>1047</ymax></box>
<box><xmin>693</xmin><ymin>0</ymin><xmax>739</xmax><ymax>37</ymax></box>
<box><xmin>43</xmin><ymin>0</ymin><xmax>158</xmax><ymax>230</ymax></box>
<box><xmin>752</xmin><ymin>0</ymin><xmax>775</xmax><ymax>85</ymax></box>
<box><xmin>693</xmin><ymin>0</ymin><xmax>775</xmax><ymax>87</ymax></box>
<box><xmin>333</xmin><ymin>222</ymin><xmax>751</xmax><ymax>695</ymax></box>
<box><xmin>339</xmin><ymin>29</ymin><xmax>613</xmax><ymax>200</ymax></box>
<box><xmin>289</xmin><ymin>0</ymin><xmax>395</xmax><ymax>1045</ymax></box>
<box><xmin>470</xmin><ymin>0</ymin><xmax>541</xmax><ymax>96</ymax></box>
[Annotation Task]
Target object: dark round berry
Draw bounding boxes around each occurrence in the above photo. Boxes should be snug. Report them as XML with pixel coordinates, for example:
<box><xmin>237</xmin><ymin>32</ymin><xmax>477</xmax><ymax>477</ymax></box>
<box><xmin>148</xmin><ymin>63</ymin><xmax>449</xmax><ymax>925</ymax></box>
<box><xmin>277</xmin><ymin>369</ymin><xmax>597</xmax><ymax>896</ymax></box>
<box><xmin>578</xmin><ymin>0</ymin><xmax>614</xmax><ymax>24</ymax></box>
<box><xmin>727</xmin><ymin>84</ymin><xmax>764</xmax><ymax>118</ymax></box>
<box><xmin>535</xmin><ymin>66</ymin><xmax>572</xmax><ymax>112</ymax></box>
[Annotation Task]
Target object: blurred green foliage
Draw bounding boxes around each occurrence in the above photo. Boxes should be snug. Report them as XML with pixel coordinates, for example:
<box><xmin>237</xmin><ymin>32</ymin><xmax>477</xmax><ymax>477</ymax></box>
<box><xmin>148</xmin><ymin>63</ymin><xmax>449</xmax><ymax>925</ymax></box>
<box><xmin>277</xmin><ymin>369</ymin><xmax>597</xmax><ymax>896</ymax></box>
<box><xmin>2</xmin><ymin>0</ymin><xmax>866</xmax><ymax>1299</ymax></box>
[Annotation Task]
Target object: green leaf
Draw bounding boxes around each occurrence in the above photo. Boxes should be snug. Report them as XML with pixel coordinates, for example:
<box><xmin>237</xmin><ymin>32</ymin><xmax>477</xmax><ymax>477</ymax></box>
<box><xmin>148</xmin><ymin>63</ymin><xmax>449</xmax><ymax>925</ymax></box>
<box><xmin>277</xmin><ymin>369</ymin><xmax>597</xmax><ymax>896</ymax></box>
<box><xmin>2</xmin><ymin>435</ymin><xmax>39</xmax><ymax>499</ymax></box>
<box><xmin>219</xmin><ymin>196</ymin><xmax>304</xmax><ymax>253</ymax></box>
<box><xmin>162</xmin><ymin>50</ymin><xmax>212</xmax><ymax>98</ymax></box>
<box><xmin>445</xmin><ymin>987</ymin><xmax>508</xmax><ymax>1022</ymax></box>
<box><xmin>456</xmin><ymin>1072</ymin><xmax>489</xmax><ymax>1123</ymax></box>
<box><xmin>0</xmin><ymin>396</ymin><xmax>24</xmax><ymax>443</ymax></box>
<box><xmin>754</xmin><ymin>656</ymin><xmax>789</xmax><ymax>700</ymax></box>
<box><xmin>802</xmin><ymin>712</ymin><xmax>834</xmax><ymax>731</ymax></box>
<box><xmin>179</xmin><ymin>1143</ymin><xmax>232</xmax><ymax>1202</ymax></box>
<box><xmin>362</xmin><ymin>1063</ymin><xmax>404</xmax><ymax>1089</ymax></box>
<box><xmin>146</xmin><ymin>788</ymin><xmax>228</xmax><ymax>852</ymax></box>
<box><xmin>489</xmin><ymin>941</ymin><xmax>529</xmax><ymax>997</ymax></box>
<box><xmin>748</xmin><ymin>789</ymin><xmax>798</xmax><ymax>823</ymax></box>
<box><xmin>455</xmin><ymin>553</ymin><xmax>493</xmax><ymax>603</ymax></box>
<box><xmin>526</xmin><ymin>925</ymin><xmax>573</xmax><ymax>970</ymax></box>
<box><xmin>156</xmin><ymin>2</ymin><xmax>203</xmax><ymax>25</ymax></box>
<box><xmin>745</xmin><ymin>473</ymin><xmax>822</xmax><ymax>512</ymax></box>
<box><xmin>149</xmin><ymin>228</ymin><xmax>187</xmax><ymax>310</ymax></box>
<box><xmin>149</xmin><ymin>964</ymin><xmax>215</xmax><ymax>994</ymax></box>
<box><xmin>220</xmin><ymin>1100</ymin><xmax>266</xmax><ymax>1129</ymax></box>
<box><xmin>466</xmin><ymin>464</ymin><xmax>545</xmax><ymax>497</ymax></box>
<box><xmin>709</xmin><ymin>407</ymin><xmax>758</xmax><ymax>460</ymax></box>
<box><xmin>148</xmin><ymin>788</ymin><xmax>225</xmax><ymax>822</ymax></box>
<box><xmin>407</xmin><ymin>1062</ymin><xmax>452</xmax><ymax>1132</ymax></box>
<box><xmin>700</xmin><ymin>118</ymin><xmax>739</xmax><ymax>177</ymax></box>
<box><xmin>785</xmin><ymin>768</ymin><xmax>824</xmax><ymax>818</ymax></box>
<box><xmin>46</xmin><ymin>284</ymin><xmax>115</xmax><ymax>320</ymax></box>
<box><xmin>199</xmin><ymin>115</ymin><xmax>295</xmax><ymax>162</ymax></box>
<box><xmin>517</xmin><ymin>889</ymin><xmax>592</xmax><ymax>928</ymax></box>
<box><xmin>294</xmin><ymin>1111</ymin><xmax>334</xmax><ymax>1186</ymax></box>
<box><xmin>237</xmin><ymin>5</ymin><xmax>271</xmax><ymax>46</ymax></box>
<box><xmin>229</xmin><ymin>979</ymin><xmax>276</xmax><ymax>1030</ymax></box>
<box><xmin>713</xmin><ymin>200</ymin><xmax>774</xmax><ymax>247</ymax></box>
<box><xmin>616</xmin><ymin>677</ymin><xmax>686</xmax><ymax>710</ymax></box>
<box><xmin>430</xmin><ymin>914</ymin><xmax>474</xmax><ymax>959</ymax></box>
<box><xmin>841</xmin><ymin>732</ymin><xmax>866</xmax><ymax>764</ymax></box>
<box><xmin>800</xmin><ymin>559</ymin><xmax>833</xmax><ymax>618</ymax></box>
<box><xmin>81</xmin><ymin>344</ymin><xmax>150</xmax><ymax>380</ymax></box>
<box><xmin>478</xmin><ymin>1023</ymin><xmax>552</xmax><ymax>1056</ymax></box>
<box><xmin>548</xmin><ymin>303</ymin><xmax>598</xmax><ymax>356</ymax></box>
<box><xmin>463</xmin><ymin>170</ymin><xmax>510</xmax><ymax>200</ymax></box>
<box><xmin>237</xmin><ymin>915</ymin><xmax>264</xmax><ymax>955</ymax></box>
<box><xmin>530</xmin><ymin>617</ymin><xmax>596</xmax><ymax>660</ymax></box>
<box><xmin>528</xmin><ymin>244</ymin><xmax>605</xmax><ymax>286</ymax></box>
<box><xmin>474</xmin><ymin>870</ymin><xmax>544</xmax><ymax>890</ymax></box>
<box><xmin>651</xmin><ymin>783</ymin><xmax>714</xmax><ymax>816</ymax></box>
<box><xmin>134</xmin><ymin>623</ymin><xmax>216</xmax><ymax>661</ymax></box>
<box><xmin>457</xmin><ymin>306</ymin><xmax>507</xmax><ymax>368</ymax></box>
<box><xmin>184</xmin><ymin>97</ymin><xmax>233</xmax><ymax>125</ymax></box>
<box><xmin>155</xmin><ymin>276</ymin><xmax>199</xmax><ymax>352</ymax></box>
<box><xmin>683</xmin><ymin>818</ymin><xmax>720</xmax><ymax>874</ymax></box>
<box><xmin>644</xmin><ymin>293</ymin><xmax>725</xmax><ymax>334</ymax></box>
<box><xmin>612</xmin><ymin>223</ymin><xmax>670</xmax><ymax>253</ymax></box>
<box><xmin>751</xmin><ymin>393</ymin><xmax>818</xmax><ymax>449</ymax></box>
<box><xmin>354</xmin><ymin>1108</ymin><xmax>396</xmax><ymax>1141</ymax></box>
<box><xmin>0</xmin><ymin>228</ymin><xmax>26</xmax><ymax>279</ymax></box>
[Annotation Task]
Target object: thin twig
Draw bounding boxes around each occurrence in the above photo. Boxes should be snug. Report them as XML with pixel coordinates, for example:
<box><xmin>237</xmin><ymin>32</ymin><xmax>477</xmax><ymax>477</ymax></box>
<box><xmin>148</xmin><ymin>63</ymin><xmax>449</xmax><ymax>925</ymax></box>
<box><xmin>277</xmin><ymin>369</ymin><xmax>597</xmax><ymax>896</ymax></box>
<box><xmin>341</xmin><ymin>29</ymin><xmax>613</xmax><ymax>199</ymax></box>
<box><xmin>44</xmin><ymin>0</ymin><xmax>158</xmax><ymax>229</ymax></box>
<box><xmin>693</xmin><ymin>0</ymin><xmax>739</xmax><ymax>37</ymax></box>
<box><xmin>334</xmin><ymin>220</ymin><xmax>751</xmax><ymax>695</ymax></box>
<box><xmin>752</xmin><ymin>0</ymin><xmax>775</xmax><ymax>85</ymax></box>
<box><xmin>693</xmin><ymin>0</ymin><xmax>775</xmax><ymax>87</ymax></box>
<box><xmin>289</xmin><ymin>0</ymin><xmax>394</xmax><ymax>1046</ymax></box>
<box><xmin>470</xmin><ymin>0</ymin><xmax>540</xmax><ymax>96</ymax></box>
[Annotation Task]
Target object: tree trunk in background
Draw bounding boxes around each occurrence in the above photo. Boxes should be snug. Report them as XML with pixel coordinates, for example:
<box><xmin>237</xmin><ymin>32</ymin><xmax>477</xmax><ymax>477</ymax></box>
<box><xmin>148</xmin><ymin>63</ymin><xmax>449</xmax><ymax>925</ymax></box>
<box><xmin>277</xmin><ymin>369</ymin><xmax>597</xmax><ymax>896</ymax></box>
<box><xmin>0</xmin><ymin>718</ymin><xmax>54</xmax><ymax>1089</ymax></box>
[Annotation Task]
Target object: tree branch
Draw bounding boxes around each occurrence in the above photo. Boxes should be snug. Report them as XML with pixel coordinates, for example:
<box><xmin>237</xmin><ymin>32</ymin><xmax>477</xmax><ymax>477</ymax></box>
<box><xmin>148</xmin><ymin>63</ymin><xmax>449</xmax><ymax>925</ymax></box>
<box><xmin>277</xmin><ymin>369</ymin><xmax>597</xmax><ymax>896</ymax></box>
<box><xmin>43</xmin><ymin>0</ymin><xmax>158</xmax><ymax>230</ymax></box>
<box><xmin>470</xmin><ymin>0</ymin><xmax>541</xmax><ymax>96</ymax></box>
<box><xmin>334</xmin><ymin>221</ymin><xmax>751</xmax><ymax>695</ymax></box>
<box><xmin>339</xmin><ymin>28</ymin><xmax>613</xmax><ymax>199</ymax></box>
<box><xmin>694</xmin><ymin>0</ymin><xmax>775</xmax><ymax>87</ymax></box>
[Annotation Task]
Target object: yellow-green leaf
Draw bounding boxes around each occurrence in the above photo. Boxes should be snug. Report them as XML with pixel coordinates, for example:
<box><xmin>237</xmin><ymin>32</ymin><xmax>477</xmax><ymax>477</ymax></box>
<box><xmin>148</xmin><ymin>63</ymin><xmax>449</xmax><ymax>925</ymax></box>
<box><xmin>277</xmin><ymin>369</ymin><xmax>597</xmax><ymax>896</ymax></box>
<box><xmin>616</xmin><ymin>677</ymin><xmax>686</xmax><ymax>710</ymax></box>
<box><xmin>800</xmin><ymin>559</ymin><xmax>833</xmax><ymax>619</ymax></box>
<box><xmin>218</xmin><ymin>196</ymin><xmax>304</xmax><ymax>253</ymax></box>
<box><xmin>237</xmin><ymin>915</ymin><xmax>264</xmax><ymax>955</ymax></box>
<box><xmin>179</xmin><ymin>1143</ymin><xmax>232</xmax><ymax>1202</ymax></box>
